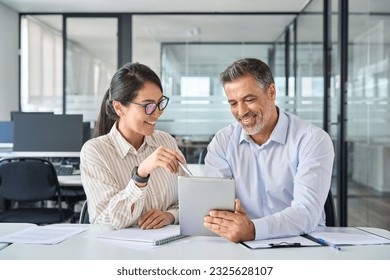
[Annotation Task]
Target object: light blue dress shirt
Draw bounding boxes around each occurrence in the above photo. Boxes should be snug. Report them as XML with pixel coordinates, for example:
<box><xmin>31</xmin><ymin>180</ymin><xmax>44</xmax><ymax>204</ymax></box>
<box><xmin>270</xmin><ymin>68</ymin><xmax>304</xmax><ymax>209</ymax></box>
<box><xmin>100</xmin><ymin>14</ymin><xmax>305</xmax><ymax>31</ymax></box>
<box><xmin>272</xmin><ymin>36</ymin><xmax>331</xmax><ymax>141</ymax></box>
<box><xmin>204</xmin><ymin>110</ymin><xmax>335</xmax><ymax>240</ymax></box>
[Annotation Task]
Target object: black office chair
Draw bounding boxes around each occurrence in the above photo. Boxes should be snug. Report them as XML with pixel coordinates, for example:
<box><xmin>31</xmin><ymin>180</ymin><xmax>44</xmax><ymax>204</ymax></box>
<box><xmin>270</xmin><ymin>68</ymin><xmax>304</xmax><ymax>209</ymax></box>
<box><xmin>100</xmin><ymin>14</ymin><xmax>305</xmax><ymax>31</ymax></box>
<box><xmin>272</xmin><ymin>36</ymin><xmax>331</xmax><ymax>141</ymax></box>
<box><xmin>324</xmin><ymin>190</ymin><xmax>336</xmax><ymax>226</ymax></box>
<box><xmin>51</xmin><ymin>188</ymin><xmax>86</xmax><ymax>223</ymax></box>
<box><xmin>78</xmin><ymin>200</ymin><xmax>90</xmax><ymax>224</ymax></box>
<box><xmin>50</xmin><ymin>158</ymin><xmax>86</xmax><ymax>222</ymax></box>
<box><xmin>0</xmin><ymin>157</ymin><xmax>74</xmax><ymax>224</ymax></box>
<box><xmin>198</xmin><ymin>148</ymin><xmax>207</xmax><ymax>164</ymax></box>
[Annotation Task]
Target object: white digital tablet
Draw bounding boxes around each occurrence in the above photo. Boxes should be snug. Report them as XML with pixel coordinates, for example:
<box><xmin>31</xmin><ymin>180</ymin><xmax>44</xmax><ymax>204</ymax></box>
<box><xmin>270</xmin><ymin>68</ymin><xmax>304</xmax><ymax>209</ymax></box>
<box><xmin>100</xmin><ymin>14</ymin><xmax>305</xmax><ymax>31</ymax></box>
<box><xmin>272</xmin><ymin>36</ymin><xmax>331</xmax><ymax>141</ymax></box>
<box><xmin>178</xmin><ymin>176</ymin><xmax>235</xmax><ymax>236</ymax></box>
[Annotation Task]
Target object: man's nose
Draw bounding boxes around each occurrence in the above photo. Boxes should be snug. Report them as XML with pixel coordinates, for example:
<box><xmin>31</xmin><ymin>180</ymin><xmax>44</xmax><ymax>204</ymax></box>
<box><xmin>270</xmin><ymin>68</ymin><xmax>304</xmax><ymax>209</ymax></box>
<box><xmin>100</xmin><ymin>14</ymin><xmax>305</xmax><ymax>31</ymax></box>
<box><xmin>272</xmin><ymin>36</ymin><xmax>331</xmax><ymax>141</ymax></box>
<box><xmin>237</xmin><ymin>102</ymin><xmax>249</xmax><ymax>117</ymax></box>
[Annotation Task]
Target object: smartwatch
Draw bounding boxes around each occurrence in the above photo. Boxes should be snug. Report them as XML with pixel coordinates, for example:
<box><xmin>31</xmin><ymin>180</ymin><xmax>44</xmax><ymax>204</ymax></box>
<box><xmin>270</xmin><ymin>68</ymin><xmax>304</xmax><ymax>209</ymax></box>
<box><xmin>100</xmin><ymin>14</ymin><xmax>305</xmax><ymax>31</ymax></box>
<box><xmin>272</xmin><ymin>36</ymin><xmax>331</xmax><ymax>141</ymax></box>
<box><xmin>131</xmin><ymin>166</ymin><xmax>150</xmax><ymax>184</ymax></box>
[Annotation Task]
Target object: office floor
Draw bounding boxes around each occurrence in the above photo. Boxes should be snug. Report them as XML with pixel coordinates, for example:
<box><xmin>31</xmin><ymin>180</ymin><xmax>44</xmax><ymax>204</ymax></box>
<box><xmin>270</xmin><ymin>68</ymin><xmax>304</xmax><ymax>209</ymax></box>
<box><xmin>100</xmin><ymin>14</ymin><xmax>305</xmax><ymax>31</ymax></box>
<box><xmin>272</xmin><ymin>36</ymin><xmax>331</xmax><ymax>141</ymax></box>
<box><xmin>346</xmin><ymin>181</ymin><xmax>390</xmax><ymax>231</ymax></box>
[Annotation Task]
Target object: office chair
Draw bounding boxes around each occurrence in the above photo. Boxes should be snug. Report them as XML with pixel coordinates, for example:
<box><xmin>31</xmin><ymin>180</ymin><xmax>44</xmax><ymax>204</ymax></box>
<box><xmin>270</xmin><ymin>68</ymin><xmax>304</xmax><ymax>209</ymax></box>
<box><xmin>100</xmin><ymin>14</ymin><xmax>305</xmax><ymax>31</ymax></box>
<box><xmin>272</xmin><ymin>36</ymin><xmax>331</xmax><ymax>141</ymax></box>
<box><xmin>52</xmin><ymin>187</ymin><xmax>86</xmax><ymax>223</ymax></box>
<box><xmin>78</xmin><ymin>200</ymin><xmax>89</xmax><ymax>224</ymax></box>
<box><xmin>0</xmin><ymin>157</ymin><xmax>74</xmax><ymax>224</ymax></box>
<box><xmin>324</xmin><ymin>190</ymin><xmax>336</xmax><ymax>226</ymax></box>
<box><xmin>198</xmin><ymin>148</ymin><xmax>207</xmax><ymax>164</ymax></box>
<box><xmin>50</xmin><ymin>157</ymin><xmax>86</xmax><ymax>222</ymax></box>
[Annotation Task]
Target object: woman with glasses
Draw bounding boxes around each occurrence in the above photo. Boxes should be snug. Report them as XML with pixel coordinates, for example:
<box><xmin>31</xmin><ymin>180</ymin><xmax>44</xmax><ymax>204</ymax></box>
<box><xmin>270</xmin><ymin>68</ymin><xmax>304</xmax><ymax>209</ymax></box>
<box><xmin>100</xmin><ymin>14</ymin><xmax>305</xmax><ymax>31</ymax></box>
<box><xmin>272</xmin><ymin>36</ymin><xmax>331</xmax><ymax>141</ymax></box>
<box><xmin>80</xmin><ymin>62</ymin><xmax>186</xmax><ymax>230</ymax></box>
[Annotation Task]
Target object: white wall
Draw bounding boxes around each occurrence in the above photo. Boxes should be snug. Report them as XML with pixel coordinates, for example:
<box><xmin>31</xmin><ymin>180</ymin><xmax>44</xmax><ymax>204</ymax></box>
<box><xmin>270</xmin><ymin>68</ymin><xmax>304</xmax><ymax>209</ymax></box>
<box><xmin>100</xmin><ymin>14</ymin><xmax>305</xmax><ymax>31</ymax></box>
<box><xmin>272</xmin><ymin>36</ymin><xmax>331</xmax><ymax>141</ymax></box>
<box><xmin>0</xmin><ymin>3</ymin><xmax>19</xmax><ymax>121</ymax></box>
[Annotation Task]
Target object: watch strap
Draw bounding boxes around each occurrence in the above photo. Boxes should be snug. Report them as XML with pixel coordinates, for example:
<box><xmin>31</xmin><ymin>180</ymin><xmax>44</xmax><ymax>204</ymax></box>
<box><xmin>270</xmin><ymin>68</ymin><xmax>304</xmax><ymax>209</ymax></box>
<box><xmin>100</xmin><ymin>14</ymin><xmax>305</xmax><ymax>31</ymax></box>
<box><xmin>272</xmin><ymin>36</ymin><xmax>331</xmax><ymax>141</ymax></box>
<box><xmin>132</xmin><ymin>166</ymin><xmax>150</xmax><ymax>184</ymax></box>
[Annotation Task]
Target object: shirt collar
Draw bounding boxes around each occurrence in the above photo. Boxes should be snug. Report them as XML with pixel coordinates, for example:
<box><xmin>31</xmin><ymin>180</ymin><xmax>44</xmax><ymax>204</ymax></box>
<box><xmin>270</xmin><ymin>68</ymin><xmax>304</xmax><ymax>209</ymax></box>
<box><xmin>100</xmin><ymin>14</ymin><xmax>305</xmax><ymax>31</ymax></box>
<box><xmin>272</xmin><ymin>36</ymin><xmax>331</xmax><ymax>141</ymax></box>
<box><xmin>238</xmin><ymin>108</ymin><xmax>288</xmax><ymax>146</ymax></box>
<box><xmin>108</xmin><ymin>123</ymin><xmax>159</xmax><ymax>158</ymax></box>
<box><xmin>144</xmin><ymin>133</ymin><xmax>159</xmax><ymax>148</ymax></box>
<box><xmin>271</xmin><ymin>109</ymin><xmax>288</xmax><ymax>145</ymax></box>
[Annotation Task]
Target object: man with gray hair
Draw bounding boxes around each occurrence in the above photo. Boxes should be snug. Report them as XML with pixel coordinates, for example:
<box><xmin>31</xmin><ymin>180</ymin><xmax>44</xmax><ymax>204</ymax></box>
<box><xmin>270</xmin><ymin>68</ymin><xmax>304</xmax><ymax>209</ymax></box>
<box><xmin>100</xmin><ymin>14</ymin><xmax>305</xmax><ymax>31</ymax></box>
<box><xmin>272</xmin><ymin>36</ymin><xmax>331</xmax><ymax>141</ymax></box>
<box><xmin>203</xmin><ymin>58</ymin><xmax>334</xmax><ymax>242</ymax></box>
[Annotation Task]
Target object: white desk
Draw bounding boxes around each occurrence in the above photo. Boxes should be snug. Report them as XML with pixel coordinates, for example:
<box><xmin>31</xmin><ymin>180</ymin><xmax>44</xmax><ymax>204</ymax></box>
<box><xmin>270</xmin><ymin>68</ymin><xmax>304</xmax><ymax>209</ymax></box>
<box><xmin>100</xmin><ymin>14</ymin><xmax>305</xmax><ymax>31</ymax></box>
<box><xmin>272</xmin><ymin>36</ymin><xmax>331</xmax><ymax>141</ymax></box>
<box><xmin>58</xmin><ymin>175</ymin><xmax>82</xmax><ymax>187</ymax></box>
<box><xmin>0</xmin><ymin>224</ymin><xmax>389</xmax><ymax>260</ymax></box>
<box><xmin>0</xmin><ymin>151</ymin><xmax>80</xmax><ymax>158</ymax></box>
<box><xmin>0</xmin><ymin>143</ymin><xmax>13</xmax><ymax>151</ymax></box>
<box><xmin>57</xmin><ymin>164</ymin><xmax>205</xmax><ymax>187</ymax></box>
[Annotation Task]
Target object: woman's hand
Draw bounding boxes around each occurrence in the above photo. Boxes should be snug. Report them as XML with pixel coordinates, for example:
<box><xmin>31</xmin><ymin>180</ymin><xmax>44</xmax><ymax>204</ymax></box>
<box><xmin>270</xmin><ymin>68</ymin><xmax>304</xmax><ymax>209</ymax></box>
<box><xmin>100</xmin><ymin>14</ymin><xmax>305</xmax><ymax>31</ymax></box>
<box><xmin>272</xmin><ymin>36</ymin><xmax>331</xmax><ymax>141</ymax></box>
<box><xmin>138</xmin><ymin>209</ymin><xmax>175</xmax><ymax>229</ymax></box>
<box><xmin>137</xmin><ymin>146</ymin><xmax>185</xmax><ymax>177</ymax></box>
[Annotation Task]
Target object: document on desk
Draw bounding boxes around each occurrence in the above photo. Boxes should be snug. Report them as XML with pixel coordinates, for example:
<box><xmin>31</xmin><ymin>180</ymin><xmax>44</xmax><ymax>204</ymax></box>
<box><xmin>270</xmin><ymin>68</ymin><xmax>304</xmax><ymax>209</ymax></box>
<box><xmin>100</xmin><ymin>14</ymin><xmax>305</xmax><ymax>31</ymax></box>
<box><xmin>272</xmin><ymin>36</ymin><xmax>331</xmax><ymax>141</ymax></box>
<box><xmin>307</xmin><ymin>227</ymin><xmax>390</xmax><ymax>246</ymax></box>
<box><xmin>242</xmin><ymin>227</ymin><xmax>390</xmax><ymax>249</ymax></box>
<box><xmin>242</xmin><ymin>235</ymin><xmax>321</xmax><ymax>249</ymax></box>
<box><xmin>0</xmin><ymin>225</ymin><xmax>88</xmax><ymax>245</ymax></box>
<box><xmin>98</xmin><ymin>225</ymin><xmax>186</xmax><ymax>246</ymax></box>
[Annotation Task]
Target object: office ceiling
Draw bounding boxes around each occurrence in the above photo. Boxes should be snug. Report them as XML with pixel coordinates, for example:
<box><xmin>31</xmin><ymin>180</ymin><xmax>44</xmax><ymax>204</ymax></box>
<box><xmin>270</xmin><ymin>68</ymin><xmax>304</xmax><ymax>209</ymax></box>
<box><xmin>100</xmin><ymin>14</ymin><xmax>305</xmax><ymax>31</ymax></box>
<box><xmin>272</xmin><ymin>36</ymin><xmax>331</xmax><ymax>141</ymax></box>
<box><xmin>2</xmin><ymin>0</ymin><xmax>389</xmax><ymax>14</ymax></box>
<box><xmin>0</xmin><ymin>0</ymin><xmax>311</xmax><ymax>13</ymax></box>
<box><xmin>1</xmin><ymin>0</ymin><xmax>311</xmax><ymax>67</ymax></box>
<box><xmin>2</xmin><ymin>0</ymin><xmax>389</xmax><ymax>68</ymax></box>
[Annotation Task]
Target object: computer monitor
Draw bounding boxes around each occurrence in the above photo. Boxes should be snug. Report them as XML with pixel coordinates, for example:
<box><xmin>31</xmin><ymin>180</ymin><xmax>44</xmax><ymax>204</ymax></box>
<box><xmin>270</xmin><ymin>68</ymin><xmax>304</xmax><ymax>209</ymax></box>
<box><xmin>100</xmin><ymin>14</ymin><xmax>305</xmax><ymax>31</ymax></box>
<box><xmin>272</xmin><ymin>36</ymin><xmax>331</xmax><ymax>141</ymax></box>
<box><xmin>83</xmin><ymin>122</ymin><xmax>92</xmax><ymax>144</ymax></box>
<box><xmin>0</xmin><ymin>121</ymin><xmax>13</xmax><ymax>144</ymax></box>
<box><xmin>13</xmin><ymin>113</ymin><xmax>84</xmax><ymax>152</ymax></box>
<box><xmin>10</xmin><ymin>111</ymin><xmax>53</xmax><ymax>121</ymax></box>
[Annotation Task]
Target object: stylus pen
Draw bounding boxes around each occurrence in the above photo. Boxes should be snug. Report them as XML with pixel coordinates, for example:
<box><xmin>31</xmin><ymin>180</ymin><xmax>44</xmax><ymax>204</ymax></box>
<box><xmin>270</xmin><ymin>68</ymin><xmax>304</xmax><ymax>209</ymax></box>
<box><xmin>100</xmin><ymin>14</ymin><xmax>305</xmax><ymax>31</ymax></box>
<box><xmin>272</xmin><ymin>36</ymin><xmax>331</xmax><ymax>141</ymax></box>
<box><xmin>317</xmin><ymin>238</ymin><xmax>341</xmax><ymax>251</ymax></box>
<box><xmin>178</xmin><ymin>161</ymin><xmax>193</xmax><ymax>177</ymax></box>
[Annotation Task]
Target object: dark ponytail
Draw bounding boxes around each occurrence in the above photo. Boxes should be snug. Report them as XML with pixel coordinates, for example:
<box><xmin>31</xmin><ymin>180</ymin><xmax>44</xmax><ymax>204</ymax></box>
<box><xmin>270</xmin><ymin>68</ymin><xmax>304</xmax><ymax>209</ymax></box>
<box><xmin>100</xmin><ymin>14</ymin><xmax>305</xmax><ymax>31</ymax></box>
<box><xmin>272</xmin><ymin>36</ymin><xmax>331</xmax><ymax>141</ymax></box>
<box><xmin>93</xmin><ymin>89</ymin><xmax>115</xmax><ymax>137</ymax></box>
<box><xmin>93</xmin><ymin>62</ymin><xmax>163</xmax><ymax>137</ymax></box>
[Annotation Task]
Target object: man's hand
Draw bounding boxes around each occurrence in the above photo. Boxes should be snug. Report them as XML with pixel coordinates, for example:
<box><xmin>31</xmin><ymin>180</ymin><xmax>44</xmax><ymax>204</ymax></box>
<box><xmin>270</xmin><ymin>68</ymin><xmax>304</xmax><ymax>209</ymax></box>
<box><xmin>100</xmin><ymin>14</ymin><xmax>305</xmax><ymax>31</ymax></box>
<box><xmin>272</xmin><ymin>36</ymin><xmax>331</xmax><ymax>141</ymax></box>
<box><xmin>203</xmin><ymin>199</ymin><xmax>255</xmax><ymax>242</ymax></box>
<box><xmin>138</xmin><ymin>209</ymin><xmax>174</xmax><ymax>229</ymax></box>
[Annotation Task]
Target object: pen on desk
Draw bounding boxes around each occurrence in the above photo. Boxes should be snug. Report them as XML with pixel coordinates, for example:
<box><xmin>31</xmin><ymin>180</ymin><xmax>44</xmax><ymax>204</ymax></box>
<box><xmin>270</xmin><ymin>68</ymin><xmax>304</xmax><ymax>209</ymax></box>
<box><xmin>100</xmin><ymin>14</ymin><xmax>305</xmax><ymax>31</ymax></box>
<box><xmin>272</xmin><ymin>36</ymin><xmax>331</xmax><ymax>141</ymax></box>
<box><xmin>317</xmin><ymin>238</ymin><xmax>341</xmax><ymax>251</ymax></box>
<box><xmin>178</xmin><ymin>161</ymin><xmax>193</xmax><ymax>177</ymax></box>
<box><xmin>268</xmin><ymin>242</ymin><xmax>301</xmax><ymax>248</ymax></box>
<box><xmin>0</xmin><ymin>243</ymin><xmax>11</xmax><ymax>250</ymax></box>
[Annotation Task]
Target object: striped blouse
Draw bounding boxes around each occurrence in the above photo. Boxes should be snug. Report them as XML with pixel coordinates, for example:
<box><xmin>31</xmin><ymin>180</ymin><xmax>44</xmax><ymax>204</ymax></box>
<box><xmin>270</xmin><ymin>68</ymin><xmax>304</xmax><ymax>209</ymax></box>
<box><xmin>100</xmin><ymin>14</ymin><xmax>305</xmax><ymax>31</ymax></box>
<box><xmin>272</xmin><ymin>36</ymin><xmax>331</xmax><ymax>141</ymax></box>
<box><xmin>80</xmin><ymin>124</ymin><xmax>183</xmax><ymax>229</ymax></box>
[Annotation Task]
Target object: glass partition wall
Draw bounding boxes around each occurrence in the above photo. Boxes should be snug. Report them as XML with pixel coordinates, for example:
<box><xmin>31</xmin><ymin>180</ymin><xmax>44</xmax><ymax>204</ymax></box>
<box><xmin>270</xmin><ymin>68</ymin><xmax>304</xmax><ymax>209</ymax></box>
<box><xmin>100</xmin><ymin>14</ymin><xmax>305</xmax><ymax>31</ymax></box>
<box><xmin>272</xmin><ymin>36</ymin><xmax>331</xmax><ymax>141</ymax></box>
<box><xmin>132</xmin><ymin>14</ymin><xmax>297</xmax><ymax>162</ymax></box>
<box><xmin>20</xmin><ymin>15</ymin><xmax>118</xmax><ymax>123</ymax></box>
<box><xmin>132</xmin><ymin>15</ymin><xmax>296</xmax><ymax>139</ymax></box>
<box><xmin>65</xmin><ymin>17</ymin><xmax>118</xmax><ymax>123</ymax></box>
<box><xmin>20</xmin><ymin>15</ymin><xmax>63</xmax><ymax>113</ymax></box>
<box><xmin>295</xmin><ymin>9</ymin><xmax>324</xmax><ymax>129</ymax></box>
<box><xmin>346</xmin><ymin>0</ymin><xmax>390</xmax><ymax>229</ymax></box>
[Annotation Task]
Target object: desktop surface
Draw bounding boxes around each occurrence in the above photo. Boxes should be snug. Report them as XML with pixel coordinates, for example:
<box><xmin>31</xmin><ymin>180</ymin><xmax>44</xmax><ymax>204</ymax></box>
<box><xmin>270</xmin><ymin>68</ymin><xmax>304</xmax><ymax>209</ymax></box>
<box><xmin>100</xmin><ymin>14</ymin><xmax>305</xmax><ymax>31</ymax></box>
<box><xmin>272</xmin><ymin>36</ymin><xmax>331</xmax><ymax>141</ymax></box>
<box><xmin>0</xmin><ymin>224</ymin><xmax>389</xmax><ymax>260</ymax></box>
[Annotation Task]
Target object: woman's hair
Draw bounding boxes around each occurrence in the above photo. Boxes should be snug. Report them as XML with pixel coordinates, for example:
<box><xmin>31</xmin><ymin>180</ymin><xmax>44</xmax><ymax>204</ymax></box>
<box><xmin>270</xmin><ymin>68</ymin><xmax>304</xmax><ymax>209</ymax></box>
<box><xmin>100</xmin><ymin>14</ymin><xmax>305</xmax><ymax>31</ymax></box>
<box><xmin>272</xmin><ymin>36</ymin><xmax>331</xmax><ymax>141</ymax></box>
<box><xmin>219</xmin><ymin>58</ymin><xmax>274</xmax><ymax>90</ymax></box>
<box><xmin>93</xmin><ymin>62</ymin><xmax>163</xmax><ymax>137</ymax></box>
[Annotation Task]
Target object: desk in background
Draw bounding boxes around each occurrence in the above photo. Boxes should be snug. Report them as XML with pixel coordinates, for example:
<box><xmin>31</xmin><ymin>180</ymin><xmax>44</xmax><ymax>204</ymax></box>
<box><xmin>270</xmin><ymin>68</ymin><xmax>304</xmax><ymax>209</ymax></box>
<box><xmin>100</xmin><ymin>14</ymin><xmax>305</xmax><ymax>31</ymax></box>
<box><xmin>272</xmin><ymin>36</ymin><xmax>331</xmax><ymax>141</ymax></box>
<box><xmin>0</xmin><ymin>143</ymin><xmax>13</xmax><ymax>152</ymax></box>
<box><xmin>0</xmin><ymin>153</ymin><xmax>85</xmax><ymax>220</ymax></box>
<box><xmin>177</xmin><ymin>139</ymin><xmax>209</xmax><ymax>163</ymax></box>
<box><xmin>0</xmin><ymin>223</ymin><xmax>389</xmax><ymax>259</ymax></box>
<box><xmin>0</xmin><ymin>151</ymin><xmax>82</xmax><ymax>187</ymax></box>
<box><xmin>57</xmin><ymin>164</ymin><xmax>204</xmax><ymax>220</ymax></box>
<box><xmin>57</xmin><ymin>164</ymin><xmax>205</xmax><ymax>187</ymax></box>
<box><xmin>0</xmin><ymin>151</ymin><xmax>80</xmax><ymax>159</ymax></box>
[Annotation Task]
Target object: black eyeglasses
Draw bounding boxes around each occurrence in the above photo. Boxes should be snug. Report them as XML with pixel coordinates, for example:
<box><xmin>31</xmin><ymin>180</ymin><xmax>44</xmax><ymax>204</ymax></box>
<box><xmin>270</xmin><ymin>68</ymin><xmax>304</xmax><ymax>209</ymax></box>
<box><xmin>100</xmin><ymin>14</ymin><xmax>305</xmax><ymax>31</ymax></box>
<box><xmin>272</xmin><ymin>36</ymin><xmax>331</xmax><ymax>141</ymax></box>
<box><xmin>127</xmin><ymin>96</ymin><xmax>170</xmax><ymax>115</ymax></box>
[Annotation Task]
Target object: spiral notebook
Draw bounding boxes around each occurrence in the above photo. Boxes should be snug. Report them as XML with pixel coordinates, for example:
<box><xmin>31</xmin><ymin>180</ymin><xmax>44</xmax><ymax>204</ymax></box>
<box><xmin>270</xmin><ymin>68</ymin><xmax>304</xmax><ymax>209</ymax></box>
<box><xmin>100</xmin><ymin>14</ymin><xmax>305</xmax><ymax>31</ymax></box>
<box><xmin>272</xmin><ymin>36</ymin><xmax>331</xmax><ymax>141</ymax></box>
<box><xmin>98</xmin><ymin>225</ymin><xmax>186</xmax><ymax>246</ymax></box>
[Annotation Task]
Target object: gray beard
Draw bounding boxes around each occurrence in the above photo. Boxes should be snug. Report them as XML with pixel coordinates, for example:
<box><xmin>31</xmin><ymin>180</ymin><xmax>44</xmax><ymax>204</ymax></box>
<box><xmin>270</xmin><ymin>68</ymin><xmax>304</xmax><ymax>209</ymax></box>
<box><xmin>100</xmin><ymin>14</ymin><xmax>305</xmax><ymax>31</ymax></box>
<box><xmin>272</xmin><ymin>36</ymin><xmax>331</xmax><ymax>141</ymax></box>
<box><xmin>242</xmin><ymin>121</ymin><xmax>264</xmax><ymax>135</ymax></box>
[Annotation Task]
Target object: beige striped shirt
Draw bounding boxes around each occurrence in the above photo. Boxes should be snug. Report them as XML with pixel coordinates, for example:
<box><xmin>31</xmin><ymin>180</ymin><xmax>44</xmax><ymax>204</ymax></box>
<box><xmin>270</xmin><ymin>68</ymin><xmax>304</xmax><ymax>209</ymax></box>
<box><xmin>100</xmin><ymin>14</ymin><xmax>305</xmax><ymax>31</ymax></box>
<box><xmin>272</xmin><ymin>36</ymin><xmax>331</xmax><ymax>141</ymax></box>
<box><xmin>80</xmin><ymin>124</ymin><xmax>183</xmax><ymax>229</ymax></box>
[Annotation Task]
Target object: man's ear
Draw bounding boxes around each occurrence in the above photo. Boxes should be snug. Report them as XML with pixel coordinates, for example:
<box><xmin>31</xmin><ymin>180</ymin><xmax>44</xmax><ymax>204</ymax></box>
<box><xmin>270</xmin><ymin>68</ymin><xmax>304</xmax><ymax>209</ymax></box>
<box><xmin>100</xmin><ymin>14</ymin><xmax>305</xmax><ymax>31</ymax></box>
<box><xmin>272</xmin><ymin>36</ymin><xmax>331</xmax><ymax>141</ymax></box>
<box><xmin>268</xmin><ymin>83</ymin><xmax>276</xmax><ymax>100</ymax></box>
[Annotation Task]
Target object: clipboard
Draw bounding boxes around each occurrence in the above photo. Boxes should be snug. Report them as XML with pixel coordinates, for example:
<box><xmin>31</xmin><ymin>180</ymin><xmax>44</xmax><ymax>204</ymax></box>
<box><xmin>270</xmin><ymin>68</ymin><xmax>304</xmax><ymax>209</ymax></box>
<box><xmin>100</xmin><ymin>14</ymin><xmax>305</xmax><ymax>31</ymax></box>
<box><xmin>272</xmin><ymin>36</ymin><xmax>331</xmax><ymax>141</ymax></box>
<box><xmin>241</xmin><ymin>235</ymin><xmax>320</xmax><ymax>249</ymax></box>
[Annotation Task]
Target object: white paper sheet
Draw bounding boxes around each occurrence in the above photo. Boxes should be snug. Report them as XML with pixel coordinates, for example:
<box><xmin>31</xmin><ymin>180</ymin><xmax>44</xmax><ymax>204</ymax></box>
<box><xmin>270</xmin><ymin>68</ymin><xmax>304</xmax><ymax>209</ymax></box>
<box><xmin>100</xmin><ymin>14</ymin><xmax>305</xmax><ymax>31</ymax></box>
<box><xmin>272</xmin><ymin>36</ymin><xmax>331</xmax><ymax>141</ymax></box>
<box><xmin>309</xmin><ymin>227</ymin><xmax>390</xmax><ymax>245</ymax></box>
<box><xmin>0</xmin><ymin>225</ymin><xmax>88</xmax><ymax>245</ymax></box>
